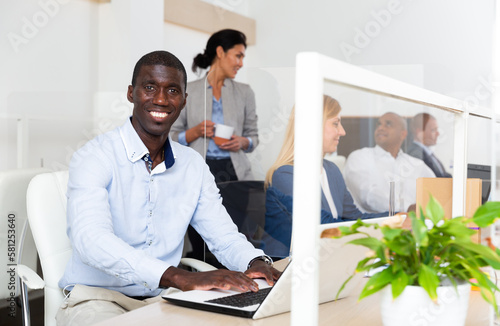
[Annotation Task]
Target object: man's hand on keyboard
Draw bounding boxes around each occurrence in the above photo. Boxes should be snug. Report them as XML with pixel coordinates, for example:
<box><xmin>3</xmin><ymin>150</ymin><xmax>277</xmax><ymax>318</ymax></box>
<box><xmin>160</xmin><ymin>267</ymin><xmax>262</xmax><ymax>293</ymax></box>
<box><xmin>244</xmin><ymin>261</ymin><xmax>281</xmax><ymax>287</ymax></box>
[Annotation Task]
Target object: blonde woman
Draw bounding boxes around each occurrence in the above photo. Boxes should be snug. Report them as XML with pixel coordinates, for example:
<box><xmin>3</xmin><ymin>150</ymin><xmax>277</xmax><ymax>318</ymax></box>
<box><xmin>263</xmin><ymin>95</ymin><xmax>387</xmax><ymax>258</ymax></box>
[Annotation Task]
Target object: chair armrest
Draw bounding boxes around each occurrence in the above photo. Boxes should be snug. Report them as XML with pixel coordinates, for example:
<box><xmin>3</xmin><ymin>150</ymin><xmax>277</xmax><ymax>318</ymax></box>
<box><xmin>17</xmin><ymin>264</ymin><xmax>45</xmax><ymax>290</ymax></box>
<box><xmin>18</xmin><ymin>264</ymin><xmax>45</xmax><ymax>326</ymax></box>
<box><xmin>180</xmin><ymin>258</ymin><xmax>217</xmax><ymax>272</ymax></box>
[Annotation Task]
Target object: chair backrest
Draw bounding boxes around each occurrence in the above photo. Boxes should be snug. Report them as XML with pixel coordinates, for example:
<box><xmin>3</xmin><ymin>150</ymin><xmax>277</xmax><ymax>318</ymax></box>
<box><xmin>27</xmin><ymin>170</ymin><xmax>71</xmax><ymax>326</ymax></box>
<box><xmin>0</xmin><ymin>168</ymin><xmax>48</xmax><ymax>299</ymax></box>
<box><xmin>216</xmin><ymin>180</ymin><xmax>266</xmax><ymax>248</ymax></box>
<box><xmin>324</xmin><ymin>154</ymin><xmax>346</xmax><ymax>173</ymax></box>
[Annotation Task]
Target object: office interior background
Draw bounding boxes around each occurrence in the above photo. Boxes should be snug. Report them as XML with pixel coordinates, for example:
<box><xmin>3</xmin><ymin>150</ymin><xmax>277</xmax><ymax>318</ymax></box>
<box><xmin>1</xmin><ymin>0</ymin><xmax>497</xmax><ymax>178</ymax></box>
<box><xmin>1</xmin><ymin>1</ymin><xmax>500</xmax><ymax>325</ymax></box>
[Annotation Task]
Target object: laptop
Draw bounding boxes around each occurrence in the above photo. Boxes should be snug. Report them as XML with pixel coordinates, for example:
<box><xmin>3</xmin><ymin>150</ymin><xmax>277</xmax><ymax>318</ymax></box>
<box><xmin>162</xmin><ymin>215</ymin><xmax>393</xmax><ymax>319</ymax></box>
<box><xmin>467</xmin><ymin>163</ymin><xmax>492</xmax><ymax>204</ymax></box>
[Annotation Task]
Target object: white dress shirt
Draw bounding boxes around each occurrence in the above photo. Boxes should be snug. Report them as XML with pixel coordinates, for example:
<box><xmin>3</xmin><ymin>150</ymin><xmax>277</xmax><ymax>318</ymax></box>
<box><xmin>344</xmin><ymin>145</ymin><xmax>435</xmax><ymax>213</ymax></box>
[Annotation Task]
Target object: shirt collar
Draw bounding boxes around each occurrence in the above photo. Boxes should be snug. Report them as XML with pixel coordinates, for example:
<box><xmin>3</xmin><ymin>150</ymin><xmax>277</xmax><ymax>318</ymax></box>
<box><xmin>163</xmin><ymin>137</ymin><xmax>175</xmax><ymax>169</ymax></box>
<box><xmin>207</xmin><ymin>78</ymin><xmax>227</xmax><ymax>89</ymax></box>
<box><xmin>374</xmin><ymin>144</ymin><xmax>403</xmax><ymax>158</ymax></box>
<box><xmin>120</xmin><ymin>117</ymin><xmax>176</xmax><ymax>169</ymax></box>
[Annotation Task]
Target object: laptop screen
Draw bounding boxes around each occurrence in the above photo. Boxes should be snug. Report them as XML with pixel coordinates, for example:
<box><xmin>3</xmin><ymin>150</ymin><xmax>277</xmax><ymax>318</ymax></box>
<box><xmin>467</xmin><ymin>163</ymin><xmax>491</xmax><ymax>204</ymax></box>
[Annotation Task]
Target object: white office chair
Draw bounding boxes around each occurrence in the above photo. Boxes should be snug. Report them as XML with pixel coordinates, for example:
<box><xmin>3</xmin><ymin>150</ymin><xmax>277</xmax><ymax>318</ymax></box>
<box><xmin>324</xmin><ymin>154</ymin><xmax>346</xmax><ymax>173</ymax></box>
<box><xmin>18</xmin><ymin>170</ymin><xmax>215</xmax><ymax>326</ymax></box>
<box><xmin>18</xmin><ymin>171</ymin><xmax>71</xmax><ymax>326</ymax></box>
<box><xmin>0</xmin><ymin>168</ymin><xmax>48</xmax><ymax>325</ymax></box>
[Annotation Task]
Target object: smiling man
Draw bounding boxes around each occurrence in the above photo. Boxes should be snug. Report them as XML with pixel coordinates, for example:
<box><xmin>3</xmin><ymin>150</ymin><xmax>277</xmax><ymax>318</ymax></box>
<box><xmin>56</xmin><ymin>51</ymin><xmax>279</xmax><ymax>325</ymax></box>
<box><xmin>343</xmin><ymin>112</ymin><xmax>435</xmax><ymax>214</ymax></box>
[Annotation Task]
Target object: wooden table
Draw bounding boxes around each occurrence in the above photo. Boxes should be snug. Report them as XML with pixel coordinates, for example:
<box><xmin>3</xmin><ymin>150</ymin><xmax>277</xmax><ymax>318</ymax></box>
<box><xmin>94</xmin><ymin>279</ymin><xmax>491</xmax><ymax>326</ymax></box>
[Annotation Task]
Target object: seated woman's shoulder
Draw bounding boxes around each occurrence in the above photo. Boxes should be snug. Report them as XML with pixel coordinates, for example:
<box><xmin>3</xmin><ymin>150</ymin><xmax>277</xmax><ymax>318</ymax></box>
<box><xmin>275</xmin><ymin>165</ymin><xmax>293</xmax><ymax>174</ymax></box>
<box><xmin>323</xmin><ymin>159</ymin><xmax>341</xmax><ymax>172</ymax></box>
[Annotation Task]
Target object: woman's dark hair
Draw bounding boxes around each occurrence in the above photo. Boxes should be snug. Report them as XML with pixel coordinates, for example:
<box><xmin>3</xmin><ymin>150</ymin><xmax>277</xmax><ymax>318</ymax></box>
<box><xmin>192</xmin><ymin>29</ymin><xmax>247</xmax><ymax>73</ymax></box>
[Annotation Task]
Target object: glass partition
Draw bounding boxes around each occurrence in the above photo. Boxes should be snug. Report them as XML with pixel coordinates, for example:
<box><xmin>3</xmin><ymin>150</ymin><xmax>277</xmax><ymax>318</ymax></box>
<box><xmin>323</xmin><ymin>80</ymin><xmax>457</xmax><ymax>214</ymax></box>
<box><xmin>290</xmin><ymin>52</ymin><xmax>492</xmax><ymax>324</ymax></box>
<box><xmin>231</xmin><ymin>62</ymin><xmax>496</xmax><ymax>261</ymax></box>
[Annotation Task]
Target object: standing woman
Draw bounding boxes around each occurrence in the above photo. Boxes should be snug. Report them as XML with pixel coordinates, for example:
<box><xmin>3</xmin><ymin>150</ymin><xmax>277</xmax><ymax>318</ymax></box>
<box><xmin>170</xmin><ymin>29</ymin><xmax>258</xmax><ymax>183</ymax></box>
<box><xmin>170</xmin><ymin>29</ymin><xmax>259</xmax><ymax>264</ymax></box>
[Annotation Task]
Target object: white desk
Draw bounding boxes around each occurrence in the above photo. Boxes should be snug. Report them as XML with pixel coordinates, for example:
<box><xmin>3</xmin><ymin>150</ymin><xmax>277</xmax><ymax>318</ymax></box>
<box><xmin>94</xmin><ymin>280</ymin><xmax>491</xmax><ymax>326</ymax></box>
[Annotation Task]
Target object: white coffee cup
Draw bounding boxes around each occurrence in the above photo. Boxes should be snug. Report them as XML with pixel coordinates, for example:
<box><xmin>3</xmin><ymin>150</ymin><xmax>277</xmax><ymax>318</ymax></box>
<box><xmin>213</xmin><ymin>124</ymin><xmax>234</xmax><ymax>146</ymax></box>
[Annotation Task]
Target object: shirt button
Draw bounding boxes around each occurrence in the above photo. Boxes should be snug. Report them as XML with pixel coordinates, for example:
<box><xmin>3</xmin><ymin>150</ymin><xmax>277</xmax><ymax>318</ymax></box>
<box><xmin>143</xmin><ymin>282</ymin><xmax>148</xmax><ymax>288</ymax></box>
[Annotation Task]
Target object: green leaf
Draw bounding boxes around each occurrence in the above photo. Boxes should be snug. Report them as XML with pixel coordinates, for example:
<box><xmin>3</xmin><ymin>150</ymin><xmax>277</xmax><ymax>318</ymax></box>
<box><xmin>415</xmin><ymin>208</ymin><xmax>425</xmax><ymax>222</ymax></box>
<box><xmin>337</xmin><ymin>225</ymin><xmax>354</xmax><ymax>235</ymax></box>
<box><xmin>353</xmin><ymin>257</ymin><xmax>377</xmax><ymax>273</ymax></box>
<box><xmin>337</xmin><ymin>226</ymin><xmax>363</xmax><ymax>237</ymax></box>
<box><xmin>418</xmin><ymin>264</ymin><xmax>440</xmax><ymax>302</ymax></box>
<box><xmin>467</xmin><ymin>267</ymin><xmax>499</xmax><ymax>307</ymax></box>
<box><xmin>337</xmin><ymin>226</ymin><xmax>360</xmax><ymax>237</ymax></box>
<box><xmin>473</xmin><ymin>202</ymin><xmax>500</xmax><ymax>228</ymax></box>
<box><xmin>358</xmin><ymin>266</ymin><xmax>393</xmax><ymax>301</ymax></box>
<box><xmin>336</xmin><ymin>274</ymin><xmax>356</xmax><ymax>300</ymax></box>
<box><xmin>347</xmin><ymin>237</ymin><xmax>384</xmax><ymax>253</ymax></box>
<box><xmin>454</xmin><ymin>241</ymin><xmax>500</xmax><ymax>266</ymax></box>
<box><xmin>386</xmin><ymin>233</ymin><xmax>414</xmax><ymax>256</ymax></box>
<box><xmin>470</xmin><ymin>268</ymin><xmax>500</xmax><ymax>292</ymax></box>
<box><xmin>426</xmin><ymin>195</ymin><xmax>445</xmax><ymax>226</ymax></box>
<box><xmin>380</xmin><ymin>227</ymin><xmax>403</xmax><ymax>241</ymax></box>
<box><xmin>437</xmin><ymin>219</ymin><xmax>476</xmax><ymax>239</ymax></box>
<box><xmin>336</xmin><ymin>219</ymin><xmax>380</xmax><ymax>238</ymax></box>
<box><xmin>390</xmin><ymin>259</ymin><xmax>403</xmax><ymax>274</ymax></box>
<box><xmin>391</xmin><ymin>269</ymin><xmax>409</xmax><ymax>299</ymax></box>
<box><xmin>412</xmin><ymin>217</ymin><xmax>428</xmax><ymax>247</ymax></box>
<box><xmin>482</xmin><ymin>258</ymin><xmax>500</xmax><ymax>270</ymax></box>
<box><xmin>337</xmin><ymin>220</ymin><xmax>365</xmax><ymax>236</ymax></box>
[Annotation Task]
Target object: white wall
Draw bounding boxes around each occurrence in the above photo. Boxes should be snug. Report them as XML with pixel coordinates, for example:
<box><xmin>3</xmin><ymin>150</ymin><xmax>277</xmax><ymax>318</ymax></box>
<box><xmin>245</xmin><ymin>0</ymin><xmax>495</xmax><ymax>172</ymax></box>
<box><xmin>0</xmin><ymin>0</ymin><xmax>165</xmax><ymax>171</ymax></box>
<box><xmin>0</xmin><ymin>0</ymin><xmax>496</xmax><ymax>175</ymax></box>
<box><xmin>1</xmin><ymin>0</ymin><xmax>98</xmax><ymax>171</ymax></box>
<box><xmin>247</xmin><ymin>0</ymin><xmax>494</xmax><ymax>97</ymax></box>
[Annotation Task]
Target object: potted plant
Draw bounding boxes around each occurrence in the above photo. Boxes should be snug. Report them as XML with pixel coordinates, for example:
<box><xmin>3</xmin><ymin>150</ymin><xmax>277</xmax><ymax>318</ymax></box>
<box><xmin>334</xmin><ymin>195</ymin><xmax>500</xmax><ymax>326</ymax></box>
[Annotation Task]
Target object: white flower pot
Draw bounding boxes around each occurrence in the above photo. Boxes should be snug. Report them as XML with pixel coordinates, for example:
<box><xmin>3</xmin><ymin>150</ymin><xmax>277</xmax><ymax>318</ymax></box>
<box><xmin>380</xmin><ymin>282</ymin><xmax>471</xmax><ymax>326</ymax></box>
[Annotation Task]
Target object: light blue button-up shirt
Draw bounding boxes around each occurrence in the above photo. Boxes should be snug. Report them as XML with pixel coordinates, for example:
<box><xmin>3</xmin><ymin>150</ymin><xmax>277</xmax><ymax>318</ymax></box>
<box><xmin>59</xmin><ymin>118</ymin><xmax>264</xmax><ymax>297</ymax></box>
<box><xmin>206</xmin><ymin>96</ymin><xmax>230</xmax><ymax>159</ymax></box>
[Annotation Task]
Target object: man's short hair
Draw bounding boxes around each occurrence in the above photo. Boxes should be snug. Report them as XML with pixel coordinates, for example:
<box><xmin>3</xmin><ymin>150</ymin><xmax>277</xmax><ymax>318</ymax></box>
<box><xmin>410</xmin><ymin>113</ymin><xmax>435</xmax><ymax>134</ymax></box>
<box><xmin>131</xmin><ymin>50</ymin><xmax>187</xmax><ymax>90</ymax></box>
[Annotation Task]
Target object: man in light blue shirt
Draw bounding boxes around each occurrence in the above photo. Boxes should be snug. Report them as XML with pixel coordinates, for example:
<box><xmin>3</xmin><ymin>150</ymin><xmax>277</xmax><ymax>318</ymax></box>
<box><xmin>56</xmin><ymin>50</ymin><xmax>279</xmax><ymax>325</ymax></box>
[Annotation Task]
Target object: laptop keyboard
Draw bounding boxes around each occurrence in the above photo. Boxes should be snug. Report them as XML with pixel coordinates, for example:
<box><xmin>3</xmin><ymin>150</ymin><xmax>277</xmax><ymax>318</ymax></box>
<box><xmin>205</xmin><ymin>287</ymin><xmax>272</xmax><ymax>308</ymax></box>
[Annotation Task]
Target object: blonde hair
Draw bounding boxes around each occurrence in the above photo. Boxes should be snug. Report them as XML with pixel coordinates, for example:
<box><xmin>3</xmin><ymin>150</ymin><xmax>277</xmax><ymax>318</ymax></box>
<box><xmin>265</xmin><ymin>95</ymin><xmax>342</xmax><ymax>188</ymax></box>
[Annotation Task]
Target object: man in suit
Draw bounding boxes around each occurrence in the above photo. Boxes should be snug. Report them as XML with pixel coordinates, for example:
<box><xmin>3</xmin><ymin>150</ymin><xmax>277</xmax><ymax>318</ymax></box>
<box><xmin>407</xmin><ymin>113</ymin><xmax>451</xmax><ymax>178</ymax></box>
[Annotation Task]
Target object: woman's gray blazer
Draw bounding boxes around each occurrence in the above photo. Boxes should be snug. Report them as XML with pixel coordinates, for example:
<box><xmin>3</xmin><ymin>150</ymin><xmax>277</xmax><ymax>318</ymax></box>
<box><xmin>170</xmin><ymin>77</ymin><xmax>259</xmax><ymax>180</ymax></box>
